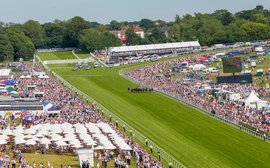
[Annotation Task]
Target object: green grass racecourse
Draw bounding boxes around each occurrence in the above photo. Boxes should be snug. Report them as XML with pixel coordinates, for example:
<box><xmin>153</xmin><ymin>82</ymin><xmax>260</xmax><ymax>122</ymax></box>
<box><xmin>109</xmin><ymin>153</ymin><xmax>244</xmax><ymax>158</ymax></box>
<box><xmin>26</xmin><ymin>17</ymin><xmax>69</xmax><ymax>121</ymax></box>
<box><xmin>74</xmin><ymin>51</ymin><xmax>91</xmax><ymax>59</ymax></box>
<box><xmin>38</xmin><ymin>51</ymin><xmax>77</xmax><ymax>60</ymax></box>
<box><xmin>45</xmin><ymin>53</ymin><xmax>270</xmax><ymax>168</ymax></box>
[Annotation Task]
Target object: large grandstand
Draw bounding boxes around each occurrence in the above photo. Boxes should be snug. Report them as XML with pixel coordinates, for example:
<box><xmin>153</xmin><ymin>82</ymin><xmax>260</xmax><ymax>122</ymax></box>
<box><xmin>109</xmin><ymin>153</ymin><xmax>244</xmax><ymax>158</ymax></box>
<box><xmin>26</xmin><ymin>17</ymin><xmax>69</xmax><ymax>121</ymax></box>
<box><xmin>108</xmin><ymin>41</ymin><xmax>201</xmax><ymax>63</ymax></box>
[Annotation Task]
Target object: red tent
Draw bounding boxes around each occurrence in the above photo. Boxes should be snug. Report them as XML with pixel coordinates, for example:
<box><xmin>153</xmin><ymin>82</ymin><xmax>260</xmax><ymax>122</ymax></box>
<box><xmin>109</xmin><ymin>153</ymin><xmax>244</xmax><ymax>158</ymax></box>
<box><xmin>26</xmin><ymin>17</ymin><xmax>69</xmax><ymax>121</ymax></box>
<box><xmin>199</xmin><ymin>57</ymin><xmax>208</xmax><ymax>61</ymax></box>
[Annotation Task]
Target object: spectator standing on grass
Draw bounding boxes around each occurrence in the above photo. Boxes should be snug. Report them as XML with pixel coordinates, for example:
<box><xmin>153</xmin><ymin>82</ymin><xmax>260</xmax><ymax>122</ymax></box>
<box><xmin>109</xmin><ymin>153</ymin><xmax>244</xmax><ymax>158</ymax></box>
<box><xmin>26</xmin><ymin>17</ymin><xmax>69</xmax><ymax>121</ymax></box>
<box><xmin>126</xmin><ymin>154</ymin><xmax>131</xmax><ymax>165</ymax></box>
<box><xmin>82</xmin><ymin>161</ymin><xmax>86</xmax><ymax>168</ymax></box>
<box><xmin>11</xmin><ymin>158</ymin><xmax>16</xmax><ymax>168</ymax></box>
<box><xmin>86</xmin><ymin>160</ymin><xmax>89</xmax><ymax>168</ymax></box>
<box><xmin>123</xmin><ymin>125</ymin><xmax>126</xmax><ymax>132</ymax></box>
<box><xmin>0</xmin><ymin>156</ymin><xmax>2</xmax><ymax>168</ymax></box>
<box><xmin>169</xmin><ymin>162</ymin><xmax>172</xmax><ymax>168</ymax></box>
<box><xmin>5</xmin><ymin>155</ymin><xmax>10</xmax><ymax>168</ymax></box>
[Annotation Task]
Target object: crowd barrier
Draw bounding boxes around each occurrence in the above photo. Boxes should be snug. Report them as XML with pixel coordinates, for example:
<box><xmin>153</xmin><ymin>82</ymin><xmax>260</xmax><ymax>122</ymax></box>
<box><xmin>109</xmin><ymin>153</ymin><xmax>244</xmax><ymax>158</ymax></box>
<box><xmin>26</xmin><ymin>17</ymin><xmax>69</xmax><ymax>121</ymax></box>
<box><xmin>35</xmin><ymin>54</ymin><xmax>186</xmax><ymax>168</ymax></box>
<box><xmin>37</xmin><ymin>48</ymin><xmax>77</xmax><ymax>52</ymax></box>
<box><xmin>118</xmin><ymin>69</ymin><xmax>270</xmax><ymax>142</ymax></box>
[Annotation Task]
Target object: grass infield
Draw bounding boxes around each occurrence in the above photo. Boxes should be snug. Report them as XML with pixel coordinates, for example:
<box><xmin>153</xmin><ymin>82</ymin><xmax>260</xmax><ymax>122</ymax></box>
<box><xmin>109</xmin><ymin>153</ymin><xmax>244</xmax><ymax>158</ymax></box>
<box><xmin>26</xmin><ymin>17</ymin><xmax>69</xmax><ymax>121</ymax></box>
<box><xmin>38</xmin><ymin>52</ymin><xmax>77</xmax><ymax>60</ymax></box>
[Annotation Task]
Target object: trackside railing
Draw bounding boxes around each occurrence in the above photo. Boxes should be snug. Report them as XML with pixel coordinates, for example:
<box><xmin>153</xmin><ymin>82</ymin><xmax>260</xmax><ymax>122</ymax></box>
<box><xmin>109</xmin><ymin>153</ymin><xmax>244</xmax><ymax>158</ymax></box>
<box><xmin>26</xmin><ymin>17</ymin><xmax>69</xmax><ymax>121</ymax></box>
<box><xmin>35</xmin><ymin>54</ymin><xmax>186</xmax><ymax>168</ymax></box>
<box><xmin>118</xmin><ymin>69</ymin><xmax>270</xmax><ymax>142</ymax></box>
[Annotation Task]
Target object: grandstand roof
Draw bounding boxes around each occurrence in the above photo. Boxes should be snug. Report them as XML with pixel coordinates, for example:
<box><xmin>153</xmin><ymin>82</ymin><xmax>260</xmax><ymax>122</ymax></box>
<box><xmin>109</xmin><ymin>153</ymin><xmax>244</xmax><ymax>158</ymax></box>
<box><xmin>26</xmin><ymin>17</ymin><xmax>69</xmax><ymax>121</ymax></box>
<box><xmin>109</xmin><ymin>41</ymin><xmax>200</xmax><ymax>53</ymax></box>
<box><xmin>0</xmin><ymin>69</ymin><xmax>11</xmax><ymax>77</ymax></box>
<box><xmin>0</xmin><ymin>101</ymin><xmax>42</xmax><ymax>106</ymax></box>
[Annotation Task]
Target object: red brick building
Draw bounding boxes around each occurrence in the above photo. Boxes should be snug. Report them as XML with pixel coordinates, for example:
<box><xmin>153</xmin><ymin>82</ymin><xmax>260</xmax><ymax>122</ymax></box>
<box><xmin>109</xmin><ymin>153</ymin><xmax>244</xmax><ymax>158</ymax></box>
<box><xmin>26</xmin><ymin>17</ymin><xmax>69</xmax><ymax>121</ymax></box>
<box><xmin>111</xmin><ymin>25</ymin><xmax>145</xmax><ymax>42</ymax></box>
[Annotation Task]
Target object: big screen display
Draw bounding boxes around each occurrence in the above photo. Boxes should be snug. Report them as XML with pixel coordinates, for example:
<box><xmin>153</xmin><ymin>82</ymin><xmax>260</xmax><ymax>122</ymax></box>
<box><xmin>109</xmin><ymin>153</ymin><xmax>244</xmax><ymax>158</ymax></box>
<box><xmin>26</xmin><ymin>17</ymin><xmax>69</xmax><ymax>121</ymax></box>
<box><xmin>222</xmin><ymin>57</ymin><xmax>242</xmax><ymax>73</ymax></box>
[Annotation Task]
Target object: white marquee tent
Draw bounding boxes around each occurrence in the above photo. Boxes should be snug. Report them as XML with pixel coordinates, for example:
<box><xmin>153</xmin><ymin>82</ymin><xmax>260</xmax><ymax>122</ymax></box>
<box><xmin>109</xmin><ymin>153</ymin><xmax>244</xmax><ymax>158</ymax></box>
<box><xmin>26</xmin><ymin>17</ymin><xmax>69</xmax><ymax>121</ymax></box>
<box><xmin>244</xmin><ymin>91</ymin><xmax>267</xmax><ymax>109</ymax></box>
<box><xmin>193</xmin><ymin>64</ymin><xmax>206</xmax><ymax>71</ymax></box>
<box><xmin>0</xmin><ymin>122</ymin><xmax>131</xmax><ymax>151</ymax></box>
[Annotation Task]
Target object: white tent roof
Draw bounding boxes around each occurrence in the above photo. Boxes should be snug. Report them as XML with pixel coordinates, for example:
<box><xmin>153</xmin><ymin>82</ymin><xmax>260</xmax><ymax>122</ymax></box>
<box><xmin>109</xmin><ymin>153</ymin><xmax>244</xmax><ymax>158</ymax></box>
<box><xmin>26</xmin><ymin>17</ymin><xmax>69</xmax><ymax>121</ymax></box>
<box><xmin>56</xmin><ymin>141</ymin><xmax>69</xmax><ymax>146</ymax></box>
<box><xmin>0</xmin><ymin>122</ymin><xmax>130</xmax><ymax>151</ymax></box>
<box><xmin>72</xmin><ymin>143</ymin><xmax>83</xmax><ymax>149</ymax></box>
<box><xmin>0</xmin><ymin>69</ymin><xmax>11</xmax><ymax>77</ymax></box>
<box><xmin>96</xmin><ymin>122</ymin><xmax>115</xmax><ymax>134</ymax></box>
<box><xmin>0</xmin><ymin>139</ymin><xmax>7</xmax><ymax>145</ymax></box>
<box><xmin>193</xmin><ymin>64</ymin><xmax>206</xmax><ymax>68</ymax></box>
<box><xmin>25</xmin><ymin>75</ymin><xmax>32</xmax><ymax>79</ymax></box>
<box><xmin>109</xmin><ymin>134</ymin><xmax>132</xmax><ymax>150</ymax></box>
<box><xmin>38</xmin><ymin>75</ymin><xmax>50</xmax><ymax>79</ymax></box>
<box><xmin>26</xmin><ymin>139</ymin><xmax>37</xmax><ymax>145</ymax></box>
<box><xmin>85</xmin><ymin>123</ymin><xmax>101</xmax><ymax>133</ymax></box>
<box><xmin>245</xmin><ymin>91</ymin><xmax>267</xmax><ymax>109</ymax></box>
<box><xmin>193</xmin><ymin>64</ymin><xmax>206</xmax><ymax>70</ymax></box>
<box><xmin>15</xmin><ymin>138</ymin><xmax>26</xmax><ymax>145</ymax></box>
<box><xmin>0</xmin><ymin>135</ymin><xmax>9</xmax><ymax>140</ymax></box>
<box><xmin>2</xmin><ymin>129</ymin><xmax>13</xmax><ymax>135</ymax></box>
<box><xmin>40</xmin><ymin>137</ymin><xmax>51</xmax><ymax>145</ymax></box>
<box><xmin>245</xmin><ymin>91</ymin><xmax>263</xmax><ymax>104</ymax></box>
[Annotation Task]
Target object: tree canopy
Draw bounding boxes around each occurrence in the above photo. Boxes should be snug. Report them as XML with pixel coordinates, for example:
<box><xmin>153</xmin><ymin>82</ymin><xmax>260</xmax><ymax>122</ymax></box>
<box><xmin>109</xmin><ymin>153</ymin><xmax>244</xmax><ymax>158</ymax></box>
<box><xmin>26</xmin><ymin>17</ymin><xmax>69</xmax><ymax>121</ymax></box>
<box><xmin>22</xmin><ymin>20</ymin><xmax>46</xmax><ymax>48</ymax></box>
<box><xmin>79</xmin><ymin>29</ymin><xmax>120</xmax><ymax>52</ymax></box>
<box><xmin>0</xmin><ymin>5</ymin><xmax>270</xmax><ymax>62</ymax></box>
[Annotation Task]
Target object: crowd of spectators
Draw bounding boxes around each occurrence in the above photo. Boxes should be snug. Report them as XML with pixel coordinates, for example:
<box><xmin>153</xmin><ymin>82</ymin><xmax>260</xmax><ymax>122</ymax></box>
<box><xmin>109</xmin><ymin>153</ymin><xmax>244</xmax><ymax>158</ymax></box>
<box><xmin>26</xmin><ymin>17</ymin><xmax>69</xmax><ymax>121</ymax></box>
<box><xmin>0</xmin><ymin>63</ymin><xmax>162</xmax><ymax>167</ymax></box>
<box><xmin>125</xmin><ymin>55</ymin><xmax>270</xmax><ymax>134</ymax></box>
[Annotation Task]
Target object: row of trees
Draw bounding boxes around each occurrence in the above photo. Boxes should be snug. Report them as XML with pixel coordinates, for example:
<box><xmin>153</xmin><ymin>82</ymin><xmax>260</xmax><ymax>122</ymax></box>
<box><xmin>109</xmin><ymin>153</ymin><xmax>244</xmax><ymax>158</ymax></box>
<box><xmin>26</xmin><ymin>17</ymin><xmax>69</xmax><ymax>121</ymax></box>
<box><xmin>170</xmin><ymin>7</ymin><xmax>270</xmax><ymax>45</ymax></box>
<box><xmin>0</xmin><ymin>5</ymin><xmax>270</xmax><ymax>62</ymax></box>
<box><xmin>0</xmin><ymin>17</ymin><xmax>121</xmax><ymax>62</ymax></box>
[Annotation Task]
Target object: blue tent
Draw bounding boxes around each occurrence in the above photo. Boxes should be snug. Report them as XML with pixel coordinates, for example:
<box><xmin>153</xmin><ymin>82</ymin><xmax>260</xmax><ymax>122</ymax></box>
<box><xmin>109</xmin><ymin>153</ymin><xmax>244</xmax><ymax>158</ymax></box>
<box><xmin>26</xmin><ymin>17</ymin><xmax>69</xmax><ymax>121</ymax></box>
<box><xmin>263</xmin><ymin>106</ymin><xmax>270</xmax><ymax>110</ymax></box>
<box><xmin>4</xmin><ymin>80</ymin><xmax>16</xmax><ymax>86</ymax></box>
<box><xmin>24</xmin><ymin>115</ymin><xmax>33</xmax><ymax>122</ymax></box>
<box><xmin>197</xmin><ymin>89</ymin><xmax>205</xmax><ymax>95</ymax></box>
<box><xmin>48</xmin><ymin>106</ymin><xmax>61</xmax><ymax>111</ymax></box>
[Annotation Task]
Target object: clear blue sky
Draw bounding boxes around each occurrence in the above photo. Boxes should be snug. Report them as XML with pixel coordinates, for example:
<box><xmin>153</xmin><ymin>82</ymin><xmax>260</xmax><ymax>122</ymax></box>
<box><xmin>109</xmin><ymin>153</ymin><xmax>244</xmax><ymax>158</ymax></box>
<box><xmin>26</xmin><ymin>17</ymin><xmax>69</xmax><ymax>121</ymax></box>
<box><xmin>0</xmin><ymin>0</ymin><xmax>270</xmax><ymax>24</ymax></box>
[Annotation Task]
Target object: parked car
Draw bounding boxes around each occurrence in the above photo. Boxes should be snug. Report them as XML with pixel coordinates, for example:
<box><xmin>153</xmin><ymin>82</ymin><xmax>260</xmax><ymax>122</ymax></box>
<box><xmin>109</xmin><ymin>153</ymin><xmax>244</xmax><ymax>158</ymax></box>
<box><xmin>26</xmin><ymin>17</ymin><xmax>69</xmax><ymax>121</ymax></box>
<box><xmin>85</xmin><ymin>66</ymin><xmax>91</xmax><ymax>70</ymax></box>
<box><xmin>94</xmin><ymin>62</ymin><xmax>100</xmax><ymax>68</ymax></box>
<box><xmin>150</xmin><ymin>57</ymin><xmax>160</xmax><ymax>62</ymax></box>
<box><xmin>208</xmin><ymin>67</ymin><xmax>219</xmax><ymax>73</ymax></box>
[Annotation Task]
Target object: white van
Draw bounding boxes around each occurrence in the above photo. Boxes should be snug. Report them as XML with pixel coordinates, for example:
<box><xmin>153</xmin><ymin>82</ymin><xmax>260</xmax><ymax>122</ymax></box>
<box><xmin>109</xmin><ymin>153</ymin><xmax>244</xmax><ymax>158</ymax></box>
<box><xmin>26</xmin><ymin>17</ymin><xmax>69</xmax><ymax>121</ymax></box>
<box><xmin>208</xmin><ymin>67</ymin><xmax>219</xmax><ymax>73</ymax></box>
<box><xmin>256</xmin><ymin>52</ymin><xmax>265</xmax><ymax>56</ymax></box>
<box><xmin>251</xmin><ymin>61</ymin><xmax>256</xmax><ymax>67</ymax></box>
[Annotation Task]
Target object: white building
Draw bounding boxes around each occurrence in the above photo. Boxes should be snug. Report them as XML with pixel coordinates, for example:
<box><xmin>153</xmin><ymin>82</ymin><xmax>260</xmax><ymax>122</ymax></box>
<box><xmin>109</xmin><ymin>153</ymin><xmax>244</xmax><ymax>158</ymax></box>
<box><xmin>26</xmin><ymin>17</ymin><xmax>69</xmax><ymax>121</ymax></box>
<box><xmin>0</xmin><ymin>69</ymin><xmax>11</xmax><ymax>79</ymax></box>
